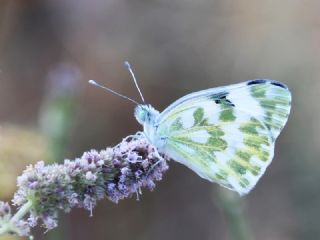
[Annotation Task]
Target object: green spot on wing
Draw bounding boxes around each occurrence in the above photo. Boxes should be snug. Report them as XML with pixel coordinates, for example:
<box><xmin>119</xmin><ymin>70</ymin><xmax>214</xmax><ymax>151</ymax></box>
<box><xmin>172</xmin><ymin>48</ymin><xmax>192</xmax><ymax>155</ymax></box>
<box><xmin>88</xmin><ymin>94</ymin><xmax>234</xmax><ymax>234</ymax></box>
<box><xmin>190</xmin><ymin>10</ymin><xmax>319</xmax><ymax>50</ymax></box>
<box><xmin>251</xmin><ymin>166</ymin><xmax>261</xmax><ymax>176</ymax></box>
<box><xmin>234</xmin><ymin>150</ymin><xmax>262</xmax><ymax>176</ymax></box>
<box><xmin>170</xmin><ymin>117</ymin><xmax>183</xmax><ymax>132</ymax></box>
<box><xmin>236</xmin><ymin>150</ymin><xmax>251</xmax><ymax>162</ymax></box>
<box><xmin>219</xmin><ymin>107</ymin><xmax>236</xmax><ymax>122</ymax></box>
<box><xmin>192</xmin><ymin>107</ymin><xmax>209</xmax><ymax>126</ymax></box>
<box><xmin>245</xmin><ymin>147</ymin><xmax>270</xmax><ymax>162</ymax></box>
<box><xmin>193</xmin><ymin>108</ymin><xmax>204</xmax><ymax>125</ymax></box>
<box><xmin>216</xmin><ymin>169</ymin><xmax>228</xmax><ymax>180</ymax></box>
<box><xmin>240</xmin><ymin>123</ymin><xmax>259</xmax><ymax>135</ymax></box>
<box><xmin>229</xmin><ymin>161</ymin><xmax>247</xmax><ymax>175</ymax></box>
<box><xmin>244</xmin><ymin>137</ymin><xmax>263</xmax><ymax>150</ymax></box>
<box><xmin>239</xmin><ymin>178</ymin><xmax>250</xmax><ymax>188</ymax></box>
<box><xmin>260</xmin><ymin>99</ymin><xmax>277</xmax><ymax>109</ymax></box>
<box><xmin>207</xmin><ymin>137</ymin><xmax>228</xmax><ymax>151</ymax></box>
<box><xmin>251</xmin><ymin>85</ymin><xmax>267</xmax><ymax>98</ymax></box>
<box><xmin>207</xmin><ymin>126</ymin><xmax>225</xmax><ymax>139</ymax></box>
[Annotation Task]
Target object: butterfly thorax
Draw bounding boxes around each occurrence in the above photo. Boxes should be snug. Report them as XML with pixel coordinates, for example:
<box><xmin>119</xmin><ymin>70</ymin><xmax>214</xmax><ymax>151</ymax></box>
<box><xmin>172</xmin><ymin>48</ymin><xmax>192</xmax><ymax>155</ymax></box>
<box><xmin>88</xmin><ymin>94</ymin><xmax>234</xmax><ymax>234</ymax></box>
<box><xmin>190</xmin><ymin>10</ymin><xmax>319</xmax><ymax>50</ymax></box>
<box><xmin>134</xmin><ymin>104</ymin><xmax>164</xmax><ymax>147</ymax></box>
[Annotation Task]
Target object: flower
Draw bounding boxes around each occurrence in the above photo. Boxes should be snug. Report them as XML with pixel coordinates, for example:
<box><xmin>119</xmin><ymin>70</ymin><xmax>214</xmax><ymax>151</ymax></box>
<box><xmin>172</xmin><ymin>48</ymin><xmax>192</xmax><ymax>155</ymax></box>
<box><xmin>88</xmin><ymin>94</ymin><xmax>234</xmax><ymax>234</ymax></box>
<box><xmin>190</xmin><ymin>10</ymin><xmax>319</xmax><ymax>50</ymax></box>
<box><xmin>0</xmin><ymin>201</ymin><xmax>30</xmax><ymax>236</ymax></box>
<box><xmin>9</xmin><ymin>133</ymin><xmax>169</xmax><ymax>234</ymax></box>
<box><xmin>0</xmin><ymin>202</ymin><xmax>11</xmax><ymax>220</ymax></box>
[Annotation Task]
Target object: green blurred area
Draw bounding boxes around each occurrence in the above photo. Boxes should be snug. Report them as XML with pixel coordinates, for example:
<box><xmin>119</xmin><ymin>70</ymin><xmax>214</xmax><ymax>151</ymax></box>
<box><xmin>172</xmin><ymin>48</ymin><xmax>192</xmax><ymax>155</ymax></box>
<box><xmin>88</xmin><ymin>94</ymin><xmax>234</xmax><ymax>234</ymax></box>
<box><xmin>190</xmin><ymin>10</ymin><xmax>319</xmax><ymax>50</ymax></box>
<box><xmin>0</xmin><ymin>0</ymin><xmax>319</xmax><ymax>239</ymax></box>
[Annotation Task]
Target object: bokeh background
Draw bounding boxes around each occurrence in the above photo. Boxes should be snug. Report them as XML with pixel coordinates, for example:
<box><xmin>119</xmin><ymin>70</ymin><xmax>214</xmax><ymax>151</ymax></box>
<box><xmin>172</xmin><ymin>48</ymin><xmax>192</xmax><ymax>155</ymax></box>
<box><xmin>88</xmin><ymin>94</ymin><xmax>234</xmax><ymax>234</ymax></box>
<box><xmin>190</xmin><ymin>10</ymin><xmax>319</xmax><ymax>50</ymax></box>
<box><xmin>0</xmin><ymin>1</ymin><xmax>319</xmax><ymax>240</ymax></box>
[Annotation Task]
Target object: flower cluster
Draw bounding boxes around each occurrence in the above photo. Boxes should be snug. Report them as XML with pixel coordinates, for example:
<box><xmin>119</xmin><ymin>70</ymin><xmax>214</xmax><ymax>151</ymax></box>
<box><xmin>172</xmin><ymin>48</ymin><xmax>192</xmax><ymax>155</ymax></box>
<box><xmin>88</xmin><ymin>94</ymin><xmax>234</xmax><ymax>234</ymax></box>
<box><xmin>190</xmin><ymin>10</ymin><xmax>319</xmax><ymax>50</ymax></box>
<box><xmin>4</xmin><ymin>133</ymin><xmax>169</xmax><ymax>236</ymax></box>
<box><xmin>106</xmin><ymin>135</ymin><xmax>169</xmax><ymax>203</ymax></box>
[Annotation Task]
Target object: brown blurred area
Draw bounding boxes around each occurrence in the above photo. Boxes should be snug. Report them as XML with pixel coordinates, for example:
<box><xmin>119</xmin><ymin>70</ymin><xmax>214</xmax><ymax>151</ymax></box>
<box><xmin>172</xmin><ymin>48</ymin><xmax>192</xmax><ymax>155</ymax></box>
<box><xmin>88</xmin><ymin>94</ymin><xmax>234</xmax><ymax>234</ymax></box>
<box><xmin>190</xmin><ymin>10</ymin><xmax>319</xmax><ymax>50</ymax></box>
<box><xmin>0</xmin><ymin>0</ymin><xmax>320</xmax><ymax>239</ymax></box>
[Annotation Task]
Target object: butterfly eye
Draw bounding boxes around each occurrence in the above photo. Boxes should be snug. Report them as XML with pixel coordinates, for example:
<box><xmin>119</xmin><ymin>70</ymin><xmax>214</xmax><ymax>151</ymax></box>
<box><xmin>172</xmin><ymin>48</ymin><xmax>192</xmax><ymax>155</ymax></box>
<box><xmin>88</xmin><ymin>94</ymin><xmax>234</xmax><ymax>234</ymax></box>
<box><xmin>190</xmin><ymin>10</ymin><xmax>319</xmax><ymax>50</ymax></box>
<box><xmin>134</xmin><ymin>105</ymin><xmax>150</xmax><ymax>124</ymax></box>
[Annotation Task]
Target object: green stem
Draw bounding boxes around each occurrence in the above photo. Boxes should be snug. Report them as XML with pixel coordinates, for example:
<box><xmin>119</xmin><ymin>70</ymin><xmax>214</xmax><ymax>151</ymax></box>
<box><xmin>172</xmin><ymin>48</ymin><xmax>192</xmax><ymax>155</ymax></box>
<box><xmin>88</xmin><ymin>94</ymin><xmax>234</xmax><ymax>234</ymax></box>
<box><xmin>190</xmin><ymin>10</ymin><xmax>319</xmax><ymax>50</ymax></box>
<box><xmin>217</xmin><ymin>188</ymin><xmax>252</xmax><ymax>240</ymax></box>
<box><xmin>10</xmin><ymin>200</ymin><xmax>33</xmax><ymax>223</ymax></box>
<box><xmin>0</xmin><ymin>224</ymin><xmax>9</xmax><ymax>235</ymax></box>
<box><xmin>0</xmin><ymin>200</ymin><xmax>32</xmax><ymax>236</ymax></box>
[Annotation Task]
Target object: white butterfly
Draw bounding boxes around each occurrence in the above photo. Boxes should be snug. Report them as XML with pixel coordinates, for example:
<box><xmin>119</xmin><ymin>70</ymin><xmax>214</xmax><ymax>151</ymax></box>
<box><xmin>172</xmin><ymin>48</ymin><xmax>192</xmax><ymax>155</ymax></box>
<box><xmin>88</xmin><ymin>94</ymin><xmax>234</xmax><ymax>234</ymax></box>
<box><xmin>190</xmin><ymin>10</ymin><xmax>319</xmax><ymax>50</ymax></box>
<box><xmin>90</xmin><ymin>63</ymin><xmax>291</xmax><ymax>195</ymax></box>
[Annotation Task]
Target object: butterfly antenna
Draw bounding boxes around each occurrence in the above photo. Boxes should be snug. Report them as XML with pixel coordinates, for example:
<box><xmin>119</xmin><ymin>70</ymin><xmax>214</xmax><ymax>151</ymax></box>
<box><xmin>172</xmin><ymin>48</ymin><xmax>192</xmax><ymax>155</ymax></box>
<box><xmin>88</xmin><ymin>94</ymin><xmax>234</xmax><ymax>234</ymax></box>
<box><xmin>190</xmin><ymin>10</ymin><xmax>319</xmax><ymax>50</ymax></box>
<box><xmin>124</xmin><ymin>61</ymin><xmax>145</xmax><ymax>103</ymax></box>
<box><xmin>88</xmin><ymin>80</ymin><xmax>139</xmax><ymax>105</ymax></box>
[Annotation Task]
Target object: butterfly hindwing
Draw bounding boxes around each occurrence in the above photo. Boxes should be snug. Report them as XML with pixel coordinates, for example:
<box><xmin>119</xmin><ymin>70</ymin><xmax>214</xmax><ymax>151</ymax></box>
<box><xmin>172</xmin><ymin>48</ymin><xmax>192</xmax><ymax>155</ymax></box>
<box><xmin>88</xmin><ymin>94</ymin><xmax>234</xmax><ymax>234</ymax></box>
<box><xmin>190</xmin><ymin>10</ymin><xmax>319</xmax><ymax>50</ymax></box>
<box><xmin>156</xmin><ymin>80</ymin><xmax>291</xmax><ymax>195</ymax></box>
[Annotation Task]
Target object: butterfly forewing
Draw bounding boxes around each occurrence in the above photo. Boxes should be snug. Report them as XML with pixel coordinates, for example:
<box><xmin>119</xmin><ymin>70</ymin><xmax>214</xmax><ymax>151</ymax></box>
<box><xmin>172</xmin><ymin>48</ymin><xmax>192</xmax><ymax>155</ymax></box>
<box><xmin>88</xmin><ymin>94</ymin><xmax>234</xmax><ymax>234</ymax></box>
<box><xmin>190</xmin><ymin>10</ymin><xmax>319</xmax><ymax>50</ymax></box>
<box><xmin>156</xmin><ymin>80</ymin><xmax>291</xmax><ymax>195</ymax></box>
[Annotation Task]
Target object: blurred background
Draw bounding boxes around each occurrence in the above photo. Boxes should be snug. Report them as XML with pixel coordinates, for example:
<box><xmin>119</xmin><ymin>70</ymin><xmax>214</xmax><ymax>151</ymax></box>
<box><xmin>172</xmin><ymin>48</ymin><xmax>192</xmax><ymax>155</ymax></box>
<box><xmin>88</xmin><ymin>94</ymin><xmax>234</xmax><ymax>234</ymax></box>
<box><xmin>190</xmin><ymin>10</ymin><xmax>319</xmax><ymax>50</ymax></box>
<box><xmin>0</xmin><ymin>0</ymin><xmax>319</xmax><ymax>239</ymax></box>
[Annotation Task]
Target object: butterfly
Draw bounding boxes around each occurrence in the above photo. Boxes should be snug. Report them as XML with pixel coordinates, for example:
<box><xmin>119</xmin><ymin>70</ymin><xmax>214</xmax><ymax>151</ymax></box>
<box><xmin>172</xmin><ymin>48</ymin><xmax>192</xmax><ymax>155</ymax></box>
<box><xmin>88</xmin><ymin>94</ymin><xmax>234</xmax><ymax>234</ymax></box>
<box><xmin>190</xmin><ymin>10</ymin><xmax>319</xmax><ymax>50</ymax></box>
<box><xmin>90</xmin><ymin>64</ymin><xmax>291</xmax><ymax>196</ymax></box>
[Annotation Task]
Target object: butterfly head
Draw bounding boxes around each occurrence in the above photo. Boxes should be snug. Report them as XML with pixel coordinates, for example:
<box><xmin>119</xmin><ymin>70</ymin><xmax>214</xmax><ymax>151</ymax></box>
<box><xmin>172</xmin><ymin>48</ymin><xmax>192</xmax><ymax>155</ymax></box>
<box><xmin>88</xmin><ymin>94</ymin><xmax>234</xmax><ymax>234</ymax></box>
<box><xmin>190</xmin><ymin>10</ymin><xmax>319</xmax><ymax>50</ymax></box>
<box><xmin>134</xmin><ymin>104</ymin><xmax>159</xmax><ymax>125</ymax></box>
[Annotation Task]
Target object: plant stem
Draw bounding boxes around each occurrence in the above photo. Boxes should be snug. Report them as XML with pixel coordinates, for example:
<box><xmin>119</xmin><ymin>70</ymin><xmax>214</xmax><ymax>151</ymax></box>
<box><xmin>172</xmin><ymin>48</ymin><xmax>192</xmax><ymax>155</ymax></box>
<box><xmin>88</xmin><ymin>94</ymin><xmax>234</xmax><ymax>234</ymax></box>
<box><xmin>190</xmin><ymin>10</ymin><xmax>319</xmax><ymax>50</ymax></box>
<box><xmin>39</xmin><ymin>69</ymin><xmax>79</xmax><ymax>240</ymax></box>
<box><xmin>0</xmin><ymin>224</ymin><xmax>9</xmax><ymax>235</ymax></box>
<box><xmin>10</xmin><ymin>200</ymin><xmax>32</xmax><ymax>223</ymax></box>
<box><xmin>0</xmin><ymin>200</ymin><xmax>32</xmax><ymax>235</ymax></box>
<box><xmin>217</xmin><ymin>188</ymin><xmax>252</xmax><ymax>240</ymax></box>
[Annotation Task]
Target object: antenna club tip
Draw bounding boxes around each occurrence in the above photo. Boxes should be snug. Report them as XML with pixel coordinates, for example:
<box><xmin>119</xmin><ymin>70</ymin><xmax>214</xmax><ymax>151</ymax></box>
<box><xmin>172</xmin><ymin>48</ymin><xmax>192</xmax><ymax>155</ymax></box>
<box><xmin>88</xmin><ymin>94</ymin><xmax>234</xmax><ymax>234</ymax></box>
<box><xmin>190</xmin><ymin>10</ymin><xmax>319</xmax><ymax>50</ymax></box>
<box><xmin>124</xmin><ymin>61</ymin><xmax>131</xmax><ymax>69</ymax></box>
<box><xmin>88</xmin><ymin>80</ymin><xmax>97</xmax><ymax>85</ymax></box>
